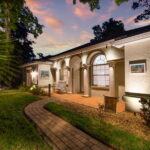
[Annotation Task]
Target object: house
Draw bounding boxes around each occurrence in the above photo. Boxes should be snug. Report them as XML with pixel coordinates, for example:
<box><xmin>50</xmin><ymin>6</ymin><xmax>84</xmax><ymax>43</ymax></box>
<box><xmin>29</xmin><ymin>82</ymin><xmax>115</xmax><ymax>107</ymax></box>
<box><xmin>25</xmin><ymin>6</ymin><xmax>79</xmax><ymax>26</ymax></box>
<box><xmin>21</xmin><ymin>25</ymin><xmax>150</xmax><ymax>112</ymax></box>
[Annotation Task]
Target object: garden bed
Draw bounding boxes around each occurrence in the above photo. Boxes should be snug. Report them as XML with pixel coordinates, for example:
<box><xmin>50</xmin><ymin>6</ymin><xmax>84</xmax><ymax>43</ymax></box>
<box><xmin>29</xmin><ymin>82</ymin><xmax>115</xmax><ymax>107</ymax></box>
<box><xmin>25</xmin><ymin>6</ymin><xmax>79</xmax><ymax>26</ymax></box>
<box><xmin>45</xmin><ymin>100</ymin><xmax>150</xmax><ymax>150</ymax></box>
<box><xmin>46</xmin><ymin>96</ymin><xmax>150</xmax><ymax>141</ymax></box>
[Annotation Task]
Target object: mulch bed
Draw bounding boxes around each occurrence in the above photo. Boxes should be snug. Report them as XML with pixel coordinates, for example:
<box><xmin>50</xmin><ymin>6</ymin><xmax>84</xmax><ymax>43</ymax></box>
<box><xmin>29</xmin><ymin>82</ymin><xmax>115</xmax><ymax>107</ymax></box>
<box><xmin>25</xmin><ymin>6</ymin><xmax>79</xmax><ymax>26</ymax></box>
<box><xmin>46</xmin><ymin>96</ymin><xmax>150</xmax><ymax>141</ymax></box>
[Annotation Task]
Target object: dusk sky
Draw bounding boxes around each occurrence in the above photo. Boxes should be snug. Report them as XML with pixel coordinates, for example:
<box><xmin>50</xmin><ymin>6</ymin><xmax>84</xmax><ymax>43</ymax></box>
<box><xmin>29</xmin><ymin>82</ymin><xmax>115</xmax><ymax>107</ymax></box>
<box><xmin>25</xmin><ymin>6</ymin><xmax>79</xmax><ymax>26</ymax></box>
<box><xmin>26</xmin><ymin>0</ymin><xmax>150</xmax><ymax>57</ymax></box>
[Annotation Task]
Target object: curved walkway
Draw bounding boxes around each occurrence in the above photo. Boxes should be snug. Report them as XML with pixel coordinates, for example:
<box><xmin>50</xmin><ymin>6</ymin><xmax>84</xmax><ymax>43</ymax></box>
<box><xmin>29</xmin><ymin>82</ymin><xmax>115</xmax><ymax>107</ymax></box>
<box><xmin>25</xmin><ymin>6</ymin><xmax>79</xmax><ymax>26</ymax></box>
<box><xmin>24</xmin><ymin>99</ymin><xmax>113</xmax><ymax>150</ymax></box>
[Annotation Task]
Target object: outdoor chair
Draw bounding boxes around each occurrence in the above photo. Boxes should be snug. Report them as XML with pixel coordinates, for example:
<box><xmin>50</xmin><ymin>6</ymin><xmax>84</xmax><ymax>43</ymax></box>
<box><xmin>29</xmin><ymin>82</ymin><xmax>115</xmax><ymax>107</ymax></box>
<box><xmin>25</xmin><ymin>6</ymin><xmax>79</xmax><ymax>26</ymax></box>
<box><xmin>55</xmin><ymin>81</ymin><xmax>67</xmax><ymax>93</ymax></box>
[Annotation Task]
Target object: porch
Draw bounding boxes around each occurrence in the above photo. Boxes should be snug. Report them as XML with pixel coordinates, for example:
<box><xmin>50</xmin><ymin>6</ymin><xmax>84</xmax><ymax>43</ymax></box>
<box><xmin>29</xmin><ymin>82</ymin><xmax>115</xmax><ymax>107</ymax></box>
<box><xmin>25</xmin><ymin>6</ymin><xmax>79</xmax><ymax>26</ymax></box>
<box><xmin>52</xmin><ymin>93</ymin><xmax>104</xmax><ymax>109</ymax></box>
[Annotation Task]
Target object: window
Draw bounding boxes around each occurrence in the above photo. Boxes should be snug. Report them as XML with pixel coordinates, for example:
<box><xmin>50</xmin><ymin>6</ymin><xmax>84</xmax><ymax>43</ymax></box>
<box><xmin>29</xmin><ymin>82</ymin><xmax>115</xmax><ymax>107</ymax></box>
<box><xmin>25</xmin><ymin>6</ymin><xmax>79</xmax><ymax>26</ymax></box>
<box><xmin>92</xmin><ymin>55</ymin><xmax>109</xmax><ymax>87</ymax></box>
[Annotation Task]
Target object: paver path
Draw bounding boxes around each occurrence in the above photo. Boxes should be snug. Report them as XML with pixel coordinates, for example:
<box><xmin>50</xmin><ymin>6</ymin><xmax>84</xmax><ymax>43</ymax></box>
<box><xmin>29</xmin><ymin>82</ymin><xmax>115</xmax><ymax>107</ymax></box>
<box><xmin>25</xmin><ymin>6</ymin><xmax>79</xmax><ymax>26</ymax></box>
<box><xmin>25</xmin><ymin>99</ymin><xmax>113</xmax><ymax>150</ymax></box>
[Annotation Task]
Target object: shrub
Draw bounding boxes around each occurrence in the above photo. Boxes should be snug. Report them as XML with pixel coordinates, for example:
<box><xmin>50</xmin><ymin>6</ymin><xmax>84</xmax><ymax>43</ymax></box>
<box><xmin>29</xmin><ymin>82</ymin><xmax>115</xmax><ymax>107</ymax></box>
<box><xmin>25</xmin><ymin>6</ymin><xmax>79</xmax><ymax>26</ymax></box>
<box><xmin>140</xmin><ymin>97</ymin><xmax>150</xmax><ymax>127</ymax></box>
<box><xmin>29</xmin><ymin>85</ymin><xmax>48</xmax><ymax>96</ymax></box>
<box><xmin>18</xmin><ymin>83</ymin><xmax>29</xmax><ymax>91</ymax></box>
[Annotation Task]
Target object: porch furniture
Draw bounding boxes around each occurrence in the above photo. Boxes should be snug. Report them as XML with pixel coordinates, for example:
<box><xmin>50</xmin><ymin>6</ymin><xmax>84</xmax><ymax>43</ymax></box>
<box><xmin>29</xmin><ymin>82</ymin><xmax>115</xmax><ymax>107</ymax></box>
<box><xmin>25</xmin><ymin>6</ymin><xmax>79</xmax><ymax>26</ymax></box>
<box><xmin>104</xmin><ymin>96</ymin><xmax>125</xmax><ymax>113</ymax></box>
<box><xmin>55</xmin><ymin>81</ymin><xmax>67</xmax><ymax>93</ymax></box>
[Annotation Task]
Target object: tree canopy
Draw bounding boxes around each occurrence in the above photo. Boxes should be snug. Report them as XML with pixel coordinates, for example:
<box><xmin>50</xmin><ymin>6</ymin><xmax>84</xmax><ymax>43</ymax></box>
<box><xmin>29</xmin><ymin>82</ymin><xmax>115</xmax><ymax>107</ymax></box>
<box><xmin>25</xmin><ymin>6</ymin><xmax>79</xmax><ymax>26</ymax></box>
<box><xmin>73</xmin><ymin>0</ymin><xmax>129</xmax><ymax>10</ymax></box>
<box><xmin>0</xmin><ymin>1</ymin><xmax>43</xmax><ymax>87</ymax></box>
<box><xmin>73</xmin><ymin>0</ymin><xmax>150</xmax><ymax>22</ymax></box>
<box><xmin>132</xmin><ymin>0</ymin><xmax>150</xmax><ymax>22</ymax></box>
<box><xmin>91</xmin><ymin>18</ymin><xmax>125</xmax><ymax>42</ymax></box>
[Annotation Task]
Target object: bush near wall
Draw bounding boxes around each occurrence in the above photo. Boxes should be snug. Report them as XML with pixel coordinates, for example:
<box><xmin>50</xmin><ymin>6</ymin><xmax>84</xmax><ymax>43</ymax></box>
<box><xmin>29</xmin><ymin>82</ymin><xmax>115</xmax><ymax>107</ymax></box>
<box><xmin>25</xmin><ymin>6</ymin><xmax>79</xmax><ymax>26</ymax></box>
<box><xmin>19</xmin><ymin>84</ymin><xmax>48</xmax><ymax>96</ymax></box>
<box><xmin>140</xmin><ymin>97</ymin><xmax>150</xmax><ymax>127</ymax></box>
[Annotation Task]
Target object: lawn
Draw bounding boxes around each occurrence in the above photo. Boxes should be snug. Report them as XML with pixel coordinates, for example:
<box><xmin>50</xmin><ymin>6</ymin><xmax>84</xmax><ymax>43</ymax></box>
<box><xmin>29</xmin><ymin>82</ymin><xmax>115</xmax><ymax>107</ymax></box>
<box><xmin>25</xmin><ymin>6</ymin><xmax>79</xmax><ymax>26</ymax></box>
<box><xmin>45</xmin><ymin>102</ymin><xmax>150</xmax><ymax>150</ymax></box>
<box><xmin>0</xmin><ymin>90</ymin><xmax>51</xmax><ymax>150</ymax></box>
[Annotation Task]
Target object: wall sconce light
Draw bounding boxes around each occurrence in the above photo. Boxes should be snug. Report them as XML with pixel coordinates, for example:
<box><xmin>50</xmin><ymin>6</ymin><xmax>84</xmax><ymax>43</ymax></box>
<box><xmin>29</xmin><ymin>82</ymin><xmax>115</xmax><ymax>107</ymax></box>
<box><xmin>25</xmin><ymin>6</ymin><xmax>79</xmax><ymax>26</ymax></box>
<box><xmin>31</xmin><ymin>71</ymin><xmax>38</xmax><ymax>78</ymax></box>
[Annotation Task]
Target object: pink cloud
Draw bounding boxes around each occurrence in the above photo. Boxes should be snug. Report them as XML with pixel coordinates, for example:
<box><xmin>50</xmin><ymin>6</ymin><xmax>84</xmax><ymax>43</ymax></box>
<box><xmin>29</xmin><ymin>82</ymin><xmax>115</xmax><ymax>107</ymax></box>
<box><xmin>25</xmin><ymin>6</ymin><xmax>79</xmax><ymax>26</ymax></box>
<box><xmin>108</xmin><ymin>1</ymin><xmax>117</xmax><ymax>13</ymax></box>
<box><xmin>65</xmin><ymin>0</ymin><xmax>72</xmax><ymax>5</ymax></box>
<box><xmin>26</xmin><ymin>0</ymin><xmax>41</xmax><ymax>9</ymax></box>
<box><xmin>98</xmin><ymin>14</ymin><xmax>111</xmax><ymax>22</ymax></box>
<box><xmin>54</xmin><ymin>28</ymin><xmax>64</xmax><ymax>35</ymax></box>
<box><xmin>45</xmin><ymin>17</ymin><xmax>64</xmax><ymax>35</ymax></box>
<box><xmin>80</xmin><ymin>31</ymin><xmax>93</xmax><ymax>40</ymax></box>
<box><xmin>25</xmin><ymin>0</ymin><xmax>53</xmax><ymax>16</ymax></box>
<box><xmin>125</xmin><ymin>16</ymin><xmax>136</xmax><ymax>24</ymax></box>
<box><xmin>74</xmin><ymin>3</ymin><xmax>97</xmax><ymax>19</ymax></box>
<box><xmin>66</xmin><ymin>1</ymin><xmax>97</xmax><ymax>19</ymax></box>
<box><xmin>45</xmin><ymin>17</ymin><xmax>64</xmax><ymax>27</ymax></box>
<box><xmin>42</xmin><ymin>33</ymin><xmax>54</xmax><ymax>42</ymax></box>
<box><xmin>71</xmin><ymin>25</ymin><xmax>79</xmax><ymax>30</ymax></box>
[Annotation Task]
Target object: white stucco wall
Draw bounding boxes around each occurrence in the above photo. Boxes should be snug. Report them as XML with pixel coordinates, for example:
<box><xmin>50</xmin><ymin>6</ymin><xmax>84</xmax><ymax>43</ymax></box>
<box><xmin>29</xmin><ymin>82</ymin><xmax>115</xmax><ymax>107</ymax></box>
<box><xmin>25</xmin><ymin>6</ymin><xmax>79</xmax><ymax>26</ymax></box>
<box><xmin>105</xmin><ymin>47</ymin><xmax>124</xmax><ymax>61</ymax></box>
<box><xmin>125</xmin><ymin>40</ymin><xmax>150</xmax><ymax>94</ymax></box>
<box><xmin>38</xmin><ymin>64</ymin><xmax>52</xmax><ymax>87</ymax></box>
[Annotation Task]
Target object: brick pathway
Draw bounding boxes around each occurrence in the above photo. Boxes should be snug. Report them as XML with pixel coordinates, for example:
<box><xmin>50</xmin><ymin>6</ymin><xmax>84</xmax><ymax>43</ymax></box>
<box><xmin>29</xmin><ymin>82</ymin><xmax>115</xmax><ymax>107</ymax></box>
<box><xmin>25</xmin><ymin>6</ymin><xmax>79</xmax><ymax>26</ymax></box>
<box><xmin>25</xmin><ymin>99</ymin><xmax>113</xmax><ymax>150</ymax></box>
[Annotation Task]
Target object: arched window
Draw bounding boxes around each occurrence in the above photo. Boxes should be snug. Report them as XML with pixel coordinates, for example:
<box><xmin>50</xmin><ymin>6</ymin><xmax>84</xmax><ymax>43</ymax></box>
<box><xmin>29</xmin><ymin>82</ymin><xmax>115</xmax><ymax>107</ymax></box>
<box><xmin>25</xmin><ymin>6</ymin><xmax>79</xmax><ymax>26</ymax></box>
<box><xmin>92</xmin><ymin>55</ymin><xmax>109</xmax><ymax>87</ymax></box>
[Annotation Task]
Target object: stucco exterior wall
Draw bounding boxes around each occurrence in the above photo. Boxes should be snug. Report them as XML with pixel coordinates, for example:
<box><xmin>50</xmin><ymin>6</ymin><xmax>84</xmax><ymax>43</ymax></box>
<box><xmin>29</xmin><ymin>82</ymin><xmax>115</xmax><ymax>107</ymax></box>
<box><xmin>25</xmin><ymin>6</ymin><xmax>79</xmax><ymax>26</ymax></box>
<box><xmin>91</xmin><ymin>89</ymin><xmax>110</xmax><ymax>97</ymax></box>
<box><xmin>105</xmin><ymin>47</ymin><xmax>124</xmax><ymax>61</ymax></box>
<box><xmin>125</xmin><ymin>40</ymin><xmax>150</xmax><ymax>94</ymax></box>
<box><xmin>115</xmin><ymin>62</ymin><xmax>125</xmax><ymax>98</ymax></box>
<box><xmin>38</xmin><ymin>64</ymin><xmax>51</xmax><ymax>87</ymax></box>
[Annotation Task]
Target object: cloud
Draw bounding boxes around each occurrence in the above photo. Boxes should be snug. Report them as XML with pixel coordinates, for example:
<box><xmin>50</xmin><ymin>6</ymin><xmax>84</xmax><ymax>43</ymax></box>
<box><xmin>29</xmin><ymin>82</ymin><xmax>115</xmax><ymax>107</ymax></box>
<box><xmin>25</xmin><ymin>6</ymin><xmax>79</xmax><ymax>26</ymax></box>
<box><xmin>45</xmin><ymin>17</ymin><xmax>64</xmax><ymax>35</ymax></box>
<box><xmin>125</xmin><ymin>16</ymin><xmax>136</xmax><ymax>24</ymax></box>
<box><xmin>108</xmin><ymin>1</ymin><xmax>117</xmax><ymax>13</ymax></box>
<box><xmin>65</xmin><ymin>0</ymin><xmax>72</xmax><ymax>5</ymax></box>
<box><xmin>54</xmin><ymin>28</ymin><xmax>64</xmax><ymax>35</ymax></box>
<box><xmin>42</xmin><ymin>33</ymin><xmax>54</xmax><ymax>42</ymax></box>
<box><xmin>74</xmin><ymin>3</ymin><xmax>97</xmax><ymax>19</ymax></box>
<box><xmin>25</xmin><ymin>0</ymin><xmax>53</xmax><ymax>16</ymax></box>
<box><xmin>26</xmin><ymin>0</ymin><xmax>41</xmax><ymax>9</ymax></box>
<box><xmin>71</xmin><ymin>25</ymin><xmax>79</xmax><ymax>30</ymax></box>
<box><xmin>45</xmin><ymin>17</ymin><xmax>64</xmax><ymax>27</ymax></box>
<box><xmin>65</xmin><ymin>0</ymin><xmax>97</xmax><ymax>19</ymax></box>
<box><xmin>133</xmin><ymin>20</ymin><xmax>150</xmax><ymax>26</ymax></box>
<box><xmin>80</xmin><ymin>31</ymin><xmax>93</xmax><ymax>41</ymax></box>
<box><xmin>98</xmin><ymin>14</ymin><xmax>111</xmax><ymax>22</ymax></box>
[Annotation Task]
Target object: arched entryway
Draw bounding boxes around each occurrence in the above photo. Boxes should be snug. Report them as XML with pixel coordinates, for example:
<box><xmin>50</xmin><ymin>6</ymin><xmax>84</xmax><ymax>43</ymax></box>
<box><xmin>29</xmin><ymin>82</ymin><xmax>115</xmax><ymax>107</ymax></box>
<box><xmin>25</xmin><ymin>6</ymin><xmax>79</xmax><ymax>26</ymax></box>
<box><xmin>70</xmin><ymin>56</ymin><xmax>81</xmax><ymax>93</ymax></box>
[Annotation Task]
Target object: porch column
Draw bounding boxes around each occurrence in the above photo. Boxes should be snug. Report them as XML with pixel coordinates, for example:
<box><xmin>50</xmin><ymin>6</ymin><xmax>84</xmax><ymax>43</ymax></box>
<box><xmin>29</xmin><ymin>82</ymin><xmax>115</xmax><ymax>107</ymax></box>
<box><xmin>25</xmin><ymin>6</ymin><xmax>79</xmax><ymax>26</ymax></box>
<box><xmin>53</xmin><ymin>61</ymin><xmax>60</xmax><ymax>82</ymax></box>
<box><xmin>68</xmin><ymin>67</ymin><xmax>73</xmax><ymax>93</ymax></box>
<box><xmin>83</xmin><ymin>65</ymin><xmax>90</xmax><ymax>97</ymax></box>
<box><xmin>109</xmin><ymin>63</ymin><xmax>116</xmax><ymax>97</ymax></box>
<box><xmin>64</xmin><ymin>57</ymin><xmax>72</xmax><ymax>93</ymax></box>
<box><xmin>81</xmin><ymin>53</ymin><xmax>90</xmax><ymax>97</ymax></box>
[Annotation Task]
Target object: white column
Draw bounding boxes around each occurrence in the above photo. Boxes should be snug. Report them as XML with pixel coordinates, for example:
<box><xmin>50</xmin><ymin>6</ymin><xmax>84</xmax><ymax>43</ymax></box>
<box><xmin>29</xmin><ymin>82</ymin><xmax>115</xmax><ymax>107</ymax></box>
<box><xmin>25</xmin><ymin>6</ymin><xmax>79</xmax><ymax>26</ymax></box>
<box><xmin>52</xmin><ymin>61</ymin><xmax>60</xmax><ymax>82</ymax></box>
<box><xmin>81</xmin><ymin>53</ymin><xmax>90</xmax><ymax>97</ymax></box>
<box><xmin>68</xmin><ymin>67</ymin><xmax>73</xmax><ymax>93</ymax></box>
<box><xmin>83</xmin><ymin>65</ymin><xmax>90</xmax><ymax>97</ymax></box>
<box><xmin>109</xmin><ymin>63</ymin><xmax>116</xmax><ymax>97</ymax></box>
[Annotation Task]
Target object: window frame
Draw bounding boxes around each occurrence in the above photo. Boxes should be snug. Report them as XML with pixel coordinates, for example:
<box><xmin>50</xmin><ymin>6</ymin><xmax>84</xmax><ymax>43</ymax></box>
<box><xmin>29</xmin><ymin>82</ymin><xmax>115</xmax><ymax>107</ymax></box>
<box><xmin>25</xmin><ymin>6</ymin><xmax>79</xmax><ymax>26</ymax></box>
<box><xmin>91</xmin><ymin>54</ymin><xmax>110</xmax><ymax>88</ymax></box>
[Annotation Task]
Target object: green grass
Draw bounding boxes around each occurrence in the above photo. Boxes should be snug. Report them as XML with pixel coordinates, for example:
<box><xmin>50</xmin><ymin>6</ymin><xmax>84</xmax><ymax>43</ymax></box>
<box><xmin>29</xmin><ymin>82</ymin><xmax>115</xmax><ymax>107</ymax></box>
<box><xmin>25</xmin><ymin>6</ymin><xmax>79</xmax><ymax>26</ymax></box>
<box><xmin>45</xmin><ymin>102</ymin><xmax>150</xmax><ymax>150</ymax></box>
<box><xmin>0</xmin><ymin>90</ymin><xmax>51</xmax><ymax>150</ymax></box>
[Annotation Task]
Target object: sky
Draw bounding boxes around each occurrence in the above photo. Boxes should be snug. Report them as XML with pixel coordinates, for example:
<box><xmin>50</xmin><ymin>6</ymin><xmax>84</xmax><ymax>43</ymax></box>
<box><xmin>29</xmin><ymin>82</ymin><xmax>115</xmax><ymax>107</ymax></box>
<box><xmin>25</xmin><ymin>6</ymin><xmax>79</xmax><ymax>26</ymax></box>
<box><xmin>25</xmin><ymin>0</ymin><xmax>150</xmax><ymax>57</ymax></box>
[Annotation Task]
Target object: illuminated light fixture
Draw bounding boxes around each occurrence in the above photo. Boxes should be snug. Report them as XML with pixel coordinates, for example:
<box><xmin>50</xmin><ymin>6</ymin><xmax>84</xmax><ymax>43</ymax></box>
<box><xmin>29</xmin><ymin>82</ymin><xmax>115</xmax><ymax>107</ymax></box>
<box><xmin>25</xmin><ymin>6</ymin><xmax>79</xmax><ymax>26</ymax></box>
<box><xmin>31</xmin><ymin>71</ymin><xmax>38</xmax><ymax>78</ymax></box>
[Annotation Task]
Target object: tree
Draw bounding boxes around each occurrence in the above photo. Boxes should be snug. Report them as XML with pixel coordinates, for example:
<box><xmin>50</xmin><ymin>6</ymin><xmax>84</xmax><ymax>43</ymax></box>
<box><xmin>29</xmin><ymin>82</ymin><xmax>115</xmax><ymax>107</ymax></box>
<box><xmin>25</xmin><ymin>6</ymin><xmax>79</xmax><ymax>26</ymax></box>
<box><xmin>73</xmin><ymin>0</ymin><xmax>150</xmax><ymax>22</ymax></box>
<box><xmin>72</xmin><ymin>0</ymin><xmax>129</xmax><ymax>11</ymax></box>
<box><xmin>91</xmin><ymin>18</ymin><xmax>125</xmax><ymax>42</ymax></box>
<box><xmin>0</xmin><ymin>1</ymin><xmax>43</xmax><ymax>87</ymax></box>
<box><xmin>132</xmin><ymin>0</ymin><xmax>150</xmax><ymax>22</ymax></box>
<box><xmin>13</xmin><ymin>6</ymin><xmax>43</xmax><ymax>63</ymax></box>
